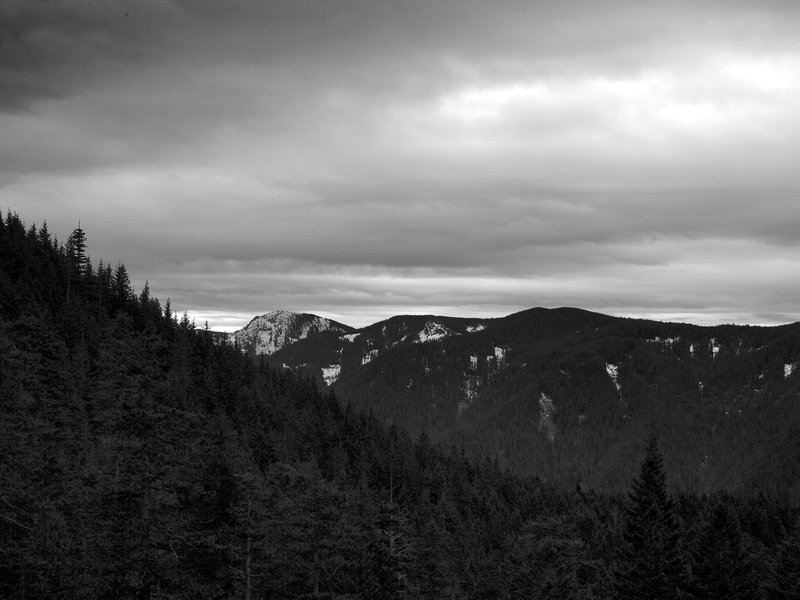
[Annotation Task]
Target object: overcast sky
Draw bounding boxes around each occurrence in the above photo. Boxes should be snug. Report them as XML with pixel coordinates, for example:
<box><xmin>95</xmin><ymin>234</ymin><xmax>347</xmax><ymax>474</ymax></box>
<box><xmin>3</xmin><ymin>0</ymin><xmax>800</xmax><ymax>330</ymax></box>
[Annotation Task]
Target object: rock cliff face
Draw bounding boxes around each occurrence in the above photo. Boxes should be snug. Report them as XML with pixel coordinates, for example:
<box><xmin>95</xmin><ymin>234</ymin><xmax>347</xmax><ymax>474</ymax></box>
<box><xmin>229</xmin><ymin>310</ymin><xmax>354</xmax><ymax>355</ymax></box>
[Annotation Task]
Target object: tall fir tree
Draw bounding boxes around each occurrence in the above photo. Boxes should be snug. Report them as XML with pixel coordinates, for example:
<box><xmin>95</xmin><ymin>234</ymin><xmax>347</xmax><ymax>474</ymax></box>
<box><xmin>66</xmin><ymin>223</ymin><xmax>88</xmax><ymax>276</ymax></box>
<box><xmin>111</xmin><ymin>262</ymin><xmax>132</xmax><ymax>313</ymax></box>
<box><xmin>65</xmin><ymin>223</ymin><xmax>88</xmax><ymax>302</ymax></box>
<box><xmin>615</xmin><ymin>437</ymin><xmax>686</xmax><ymax>600</ymax></box>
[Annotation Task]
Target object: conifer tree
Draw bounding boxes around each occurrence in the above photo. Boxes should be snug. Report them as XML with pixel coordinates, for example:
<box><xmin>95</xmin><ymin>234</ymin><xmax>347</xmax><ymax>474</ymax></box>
<box><xmin>65</xmin><ymin>223</ymin><xmax>88</xmax><ymax>301</ymax></box>
<box><xmin>615</xmin><ymin>437</ymin><xmax>685</xmax><ymax>600</ymax></box>
<box><xmin>111</xmin><ymin>262</ymin><xmax>132</xmax><ymax>312</ymax></box>
<box><xmin>38</xmin><ymin>221</ymin><xmax>51</xmax><ymax>250</ymax></box>
<box><xmin>164</xmin><ymin>298</ymin><xmax>173</xmax><ymax>323</ymax></box>
<box><xmin>66</xmin><ymin>223</ymin><xmax>88</xmax><ymax>274</ymax></box>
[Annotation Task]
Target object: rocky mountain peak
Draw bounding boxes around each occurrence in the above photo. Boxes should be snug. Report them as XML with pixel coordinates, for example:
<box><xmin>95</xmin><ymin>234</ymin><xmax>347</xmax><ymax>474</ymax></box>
<box><xmin>229</xmin><ymin>310</ymin><xmax>353</xmax><ymax>355</ymax></box>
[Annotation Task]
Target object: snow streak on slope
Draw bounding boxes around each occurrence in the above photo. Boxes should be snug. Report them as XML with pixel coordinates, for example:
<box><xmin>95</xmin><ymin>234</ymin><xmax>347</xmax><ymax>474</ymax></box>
<box><xmin>538</xmin><ymin>393</ymin><xmax>556</xmax><ymax>442</ymax></box>
<box><xmin>459</xmin><ymin>375</ymin><xmax>481</xmax><ymax>416</ymax></box>
<box><xmin>362</xmin><ymin>349</ymin><xmax>379</xmax><ymax>365</ymax></box>
<box><xmin>605</xmin><ymin>363</ymin><xmax>621</xmax><ymax>392</ymax></box>
<box><xmin>494</xmin><ymin>346</ymin><xmax>507</xmax><ymax>368</ymax></box>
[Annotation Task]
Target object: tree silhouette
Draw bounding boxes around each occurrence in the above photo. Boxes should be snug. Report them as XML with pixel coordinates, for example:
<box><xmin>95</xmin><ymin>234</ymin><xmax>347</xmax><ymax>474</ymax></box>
<box><xmin>65</xmin><ymin>223</ymin><xmax>88</xmax><ymax>301</ymax></box>
<box><xmin>66</xmin><ymin>223</ymin><xmax>88</xmax><ymax>275</ymax></box>
<box><xmin>615</xmin><ymin>437</ymin><xmax>685</xmax><ymax>600</ymax></box>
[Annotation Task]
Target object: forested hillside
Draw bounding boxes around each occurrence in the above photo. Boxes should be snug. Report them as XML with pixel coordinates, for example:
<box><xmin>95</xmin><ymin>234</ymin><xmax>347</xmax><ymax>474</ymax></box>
<box><xmin>228</xmin><ymin>301</ymin><xmax>800</xmax><ymax>499</ymax></box>
<box><xmin>1</xmin><ymin>210</ymin><xmax>799</xmax><ymax>599</ymax></box>
<box><xmin>324</xmin><ymin>308</ymin><xmax>800</xmax><ymax>498</ymax></box>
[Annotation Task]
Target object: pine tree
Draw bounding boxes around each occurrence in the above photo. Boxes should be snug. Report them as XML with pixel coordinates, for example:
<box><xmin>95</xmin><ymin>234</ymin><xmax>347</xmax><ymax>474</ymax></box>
<box><xmin>65</xmin><ymin>223</ymin><xmax>88</xmax><ymax>301</ymax></box>
<box><xmin>111</xmin><ymin>262</ymin><xmax>132</xmax><ymax>313</ymax></box>
<box><xmin>66</xmin><ymin>223</ymin><xmax>88</xmax><ymax>274</ymax></box>
<box><xmin>615</xmin><ymin>437</ymin><xmax>686</xmax><ymax>600</ymax></box>
<box><xmin>138</xmin><ymin>281</ymin><xmax>163</xmax><ymax>330</ymax></box>
<box><xmin>38</xmin><ymin>221</ymin><xmax>52</xmax><ymax>250</ymax></box>
<box><xmin>164</xmin><ymin>298</ymin><xmax>173</xmax><ymax>323</ymax></box>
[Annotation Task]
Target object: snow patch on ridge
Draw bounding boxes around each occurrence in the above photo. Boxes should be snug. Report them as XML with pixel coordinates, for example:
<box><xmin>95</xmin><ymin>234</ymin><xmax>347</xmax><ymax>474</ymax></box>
<box><xmin>647</xmin><ymin>336</ymin><xmax>679</xmax><ymax>346</ymax></box>
<box><xmin>415</xmin><ymin>320</ymin><xmax>458</xmax><ymax>343</ymax></box>
<box><xmin>646</xmin><ymin>336</ymin><xmax>680</xmax><ymax>354</ymax></box>
<box><xmin>466</xmin><ymin>323</ymin><xmax>486</xmax><ymax>333</ymax></box>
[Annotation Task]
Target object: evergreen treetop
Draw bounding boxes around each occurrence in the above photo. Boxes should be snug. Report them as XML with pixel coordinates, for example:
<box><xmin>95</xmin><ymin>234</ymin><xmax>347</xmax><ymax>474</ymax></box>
<box><xmin>615</xmin><ymin>437</ymin><xmax>686</xmax><ymax>600</ymax></box>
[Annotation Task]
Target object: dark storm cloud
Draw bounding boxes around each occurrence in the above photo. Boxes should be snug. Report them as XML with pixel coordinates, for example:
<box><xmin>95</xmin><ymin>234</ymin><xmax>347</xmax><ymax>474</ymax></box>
<box><xmin>0</xmin><ymin>0</ymin><xmax>180</xmax><ymax>109</ymax></box>
<box><xmin>3</xmin><ymin>0</ymin><xmax>800</xmax><ymax>329</ymax></box>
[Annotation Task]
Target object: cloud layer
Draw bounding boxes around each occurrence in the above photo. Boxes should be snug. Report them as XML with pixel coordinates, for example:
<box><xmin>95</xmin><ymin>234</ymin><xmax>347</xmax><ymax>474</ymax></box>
<box><xmin>3</xmin><ymin>0</ymin><xmax>800</xmax><ymax>329</ymax></box>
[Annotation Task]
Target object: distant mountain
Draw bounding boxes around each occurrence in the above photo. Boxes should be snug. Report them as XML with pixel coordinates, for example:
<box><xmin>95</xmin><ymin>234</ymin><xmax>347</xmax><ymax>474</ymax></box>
<box><xmin>230</xmin><ymin>311</ymin><xmax>493</xmax><ymax>385</ymax></box>
<box><xmin>229</xmin><ymin>310</ymin><xmax>355</xmax><ymax>356</ymax></box>
<box><xmin>234</xmin><ymin>307</ymin><xmax>800</xmax><ymax>498</ymax></box>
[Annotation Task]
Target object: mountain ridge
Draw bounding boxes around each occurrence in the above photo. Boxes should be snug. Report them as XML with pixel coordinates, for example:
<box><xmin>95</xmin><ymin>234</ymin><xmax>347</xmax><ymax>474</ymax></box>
<box><xmin>230</xmin><ymin>306</ymin><xmax>800</xmax><ymax>497</ymax></box>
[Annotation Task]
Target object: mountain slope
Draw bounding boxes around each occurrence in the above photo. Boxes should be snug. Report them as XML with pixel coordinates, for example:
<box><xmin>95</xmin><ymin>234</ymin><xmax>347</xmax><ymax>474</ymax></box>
<box><xmin>319</xmin><ymin>308</ymin><xmax>800</xmax><ymax>497</ymax></box>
